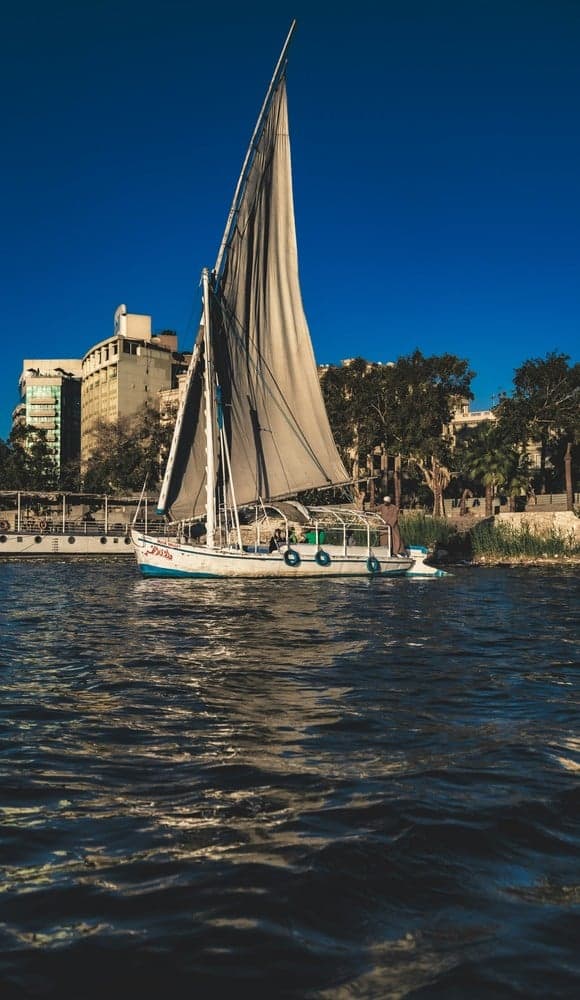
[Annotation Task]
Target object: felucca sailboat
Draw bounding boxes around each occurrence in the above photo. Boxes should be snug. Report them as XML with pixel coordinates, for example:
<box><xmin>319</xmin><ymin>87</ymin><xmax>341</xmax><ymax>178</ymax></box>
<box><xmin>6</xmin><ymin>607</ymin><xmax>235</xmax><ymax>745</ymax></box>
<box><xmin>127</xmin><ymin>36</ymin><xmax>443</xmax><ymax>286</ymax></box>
<box><xmin>132</xmin><ymin>22</ymin><xmax>440</xmax><ymax>579</ymax></box>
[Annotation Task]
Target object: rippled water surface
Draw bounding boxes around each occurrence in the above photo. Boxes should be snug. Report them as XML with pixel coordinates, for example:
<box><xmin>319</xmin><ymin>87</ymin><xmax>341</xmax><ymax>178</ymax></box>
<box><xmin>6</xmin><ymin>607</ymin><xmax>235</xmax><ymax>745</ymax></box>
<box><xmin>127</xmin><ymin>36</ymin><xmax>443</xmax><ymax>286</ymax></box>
<box><xmin>1</xmin><ymin>560</ymin><xmax>579</xmax><ymax>998</ymax></box>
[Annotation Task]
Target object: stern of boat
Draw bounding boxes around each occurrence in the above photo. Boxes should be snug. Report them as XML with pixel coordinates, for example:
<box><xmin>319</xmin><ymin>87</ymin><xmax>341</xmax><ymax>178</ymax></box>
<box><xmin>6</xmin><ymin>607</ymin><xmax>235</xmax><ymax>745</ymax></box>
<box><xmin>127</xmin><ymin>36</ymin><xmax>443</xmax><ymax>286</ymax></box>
<box><xmin>405</xmin><ymin>545</ymin><xmax>450</xmax><ymax>577</ymax></box>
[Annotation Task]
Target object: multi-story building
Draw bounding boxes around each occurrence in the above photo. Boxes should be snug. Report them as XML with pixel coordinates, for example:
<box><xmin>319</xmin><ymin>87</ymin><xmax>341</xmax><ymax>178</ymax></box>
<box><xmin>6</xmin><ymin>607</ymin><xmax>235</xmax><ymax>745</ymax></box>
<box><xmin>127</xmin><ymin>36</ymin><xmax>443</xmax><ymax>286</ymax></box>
<box><xmin>448</xmin><ymin>400</ymin><xmax>495</xmax><ymax>446</ymax></box>
<box><xmin>81</xmin><ymin>304</ymin><xmax>188</xmax><ymax>464</ymax></box>
<box><xmin>11</xmin><ymin>401</ymin><xmax>26</xmax><ymax>430</ymax></box>
<box><xmin>17</xmin><ymin>360</ymin><xmax>82</xmax><ymax>470</ymax></box>
<box><xmin>159</xmin><ymin>372</ymin><xmax>188</xmax><ymax>424</ymax></box>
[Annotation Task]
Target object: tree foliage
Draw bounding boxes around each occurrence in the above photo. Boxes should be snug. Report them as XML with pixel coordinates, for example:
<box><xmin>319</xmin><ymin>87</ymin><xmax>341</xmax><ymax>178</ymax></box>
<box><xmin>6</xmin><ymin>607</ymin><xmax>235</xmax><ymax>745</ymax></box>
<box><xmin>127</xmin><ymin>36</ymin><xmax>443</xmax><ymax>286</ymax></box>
<box><xmin>0</xmin><ymin>425</ymin><xmax>59</xmax><ymax>490</ymax></box>
<box><xmin>321</xmin><ymin>350</ymin><xmax>474</xmax><ymax>514</ymax></box>
<box><xmin>82</xmin><ymin>405</ymin><xmax>176</xmax><ymax>493</ymax></box>
<box><xmin>320</xmin><ymin>358</ymin><xmax>376</xmax><ymax>460</ymax></box>
<box><xmin>495</xmin><ymin>352</ymin><xmax>579</xmax><ymax>507</ymax></box>
<box><xmin>0</xmin><ymin>406</ymin><xmax>177</xmax><ymax>495</ymax></box>
<box><xmin>457</xmin><ymin>422</ymin><xmax>530</xmax><ymax>516</ymax></box>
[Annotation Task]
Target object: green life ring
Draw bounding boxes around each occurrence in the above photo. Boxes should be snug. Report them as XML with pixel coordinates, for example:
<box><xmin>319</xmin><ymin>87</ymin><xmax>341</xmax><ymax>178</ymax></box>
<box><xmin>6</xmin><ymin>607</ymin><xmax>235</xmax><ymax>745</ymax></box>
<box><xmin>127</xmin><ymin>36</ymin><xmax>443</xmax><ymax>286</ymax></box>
<box><xmin>367</xmin><ymin>555</ymin><xmax>380</xmax><ymax>574</ymax></box>
<box><xmin>284</xmin><ymin>548</ymin><xmax>301</xmax><ymax>567</ymax></box>
<box><xmin>315</xmin><ymin>549</ymin><xmax>331</xmax><ymax>567</ymax></box>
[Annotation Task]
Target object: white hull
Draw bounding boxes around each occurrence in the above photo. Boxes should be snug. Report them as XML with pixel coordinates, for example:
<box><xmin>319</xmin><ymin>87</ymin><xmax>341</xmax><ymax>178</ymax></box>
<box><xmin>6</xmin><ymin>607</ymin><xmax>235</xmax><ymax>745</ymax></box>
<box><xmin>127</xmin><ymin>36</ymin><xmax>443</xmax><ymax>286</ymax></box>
<box><xmin>0</xmin><ymin>532</ymin><xmax>136</xmax><ymax>558</ymax></box>
<box><xmin>131</xmin><ymin>532</ymin><xmax>447</xmax><ymax>579</ymax></box>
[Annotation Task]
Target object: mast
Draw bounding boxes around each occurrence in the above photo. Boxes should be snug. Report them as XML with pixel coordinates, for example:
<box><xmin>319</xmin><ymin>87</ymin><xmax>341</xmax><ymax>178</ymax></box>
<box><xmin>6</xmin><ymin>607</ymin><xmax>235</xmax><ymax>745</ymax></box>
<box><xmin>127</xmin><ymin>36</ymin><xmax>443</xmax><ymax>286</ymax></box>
<box><xmin>202</xmin><ymin>268</ymin><xmax>216</xmax><ymax>547</ymax></box>
<box><xmin>214</xmin><ymin>19</ymin><xmax>297</xmax><ymax>281</ymax></box>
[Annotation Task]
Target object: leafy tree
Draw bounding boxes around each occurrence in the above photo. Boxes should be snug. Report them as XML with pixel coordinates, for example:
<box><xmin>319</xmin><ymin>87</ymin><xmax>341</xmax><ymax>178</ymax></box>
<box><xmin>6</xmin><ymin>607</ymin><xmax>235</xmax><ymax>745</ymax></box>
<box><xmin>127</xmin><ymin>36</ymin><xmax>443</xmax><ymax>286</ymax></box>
<box><xmin>82</xmin><ymin>405</ymin><xmax>177</xmax><ymax>494</ymax></box>
<box><xmin>139</xmin><ymin>403</ymin><xmax>177</xmax><ymax>488</ymax></box>
<box><xmin>321</xmin><ymin>351</ymin><xmax>474</xmax><ymax>515</ymax></box>
<box><xmin>57</xmin><ymin>458</ymin><xmax>82</xmax><ymax>492</ymax></box>
<box><xmin>0</xmin><ymin>425</ymin><xmax>58</xmax><ymax>490</ymax></box>
<box><xmin>0</xmin><ymin>437</ymin><xmax>13</xmax><ymax>489</ymax></box>
<box><xmin>363</xmin><ymin>351</ymin><xmax>474</xmax><ymax>516</ymax></box>
<box><xmin>83</xmin><ymin>416</ymin><xmax>147</xmax><ymax>493</ymax></box>
<box><xmin>320</xmin><ymin>359</ymin><xmax>377</xmax><ymax>492</ymax></box>
<box><xmin>495</xmin><ymin>352</ymin><xmax>579</xmax><ymax>509</ymax></box>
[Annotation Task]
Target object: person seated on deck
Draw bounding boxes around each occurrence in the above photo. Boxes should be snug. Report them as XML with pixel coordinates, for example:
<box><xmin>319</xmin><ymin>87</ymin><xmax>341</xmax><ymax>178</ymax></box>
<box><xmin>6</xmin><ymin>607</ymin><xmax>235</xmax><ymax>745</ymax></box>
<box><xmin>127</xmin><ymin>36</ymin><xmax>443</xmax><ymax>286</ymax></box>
<box><xmin>288</xmin><ymin>526</ymin><xmax>298</xmax><ymax>544</ymax></box>
<box><xmin>268</xmin><ymin>527</ymin><xmax>285</xmax><ymax>553</ymax></box>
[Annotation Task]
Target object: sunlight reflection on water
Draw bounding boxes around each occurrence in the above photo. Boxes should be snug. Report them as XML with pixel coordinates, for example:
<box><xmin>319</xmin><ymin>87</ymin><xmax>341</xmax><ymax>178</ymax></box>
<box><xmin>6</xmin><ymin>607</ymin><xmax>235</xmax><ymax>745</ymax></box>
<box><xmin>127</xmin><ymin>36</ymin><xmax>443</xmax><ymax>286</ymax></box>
<box><xmin>0</xmin><ymin>561</ymin><xmax>578</xmax><ymax>997</ymax></box>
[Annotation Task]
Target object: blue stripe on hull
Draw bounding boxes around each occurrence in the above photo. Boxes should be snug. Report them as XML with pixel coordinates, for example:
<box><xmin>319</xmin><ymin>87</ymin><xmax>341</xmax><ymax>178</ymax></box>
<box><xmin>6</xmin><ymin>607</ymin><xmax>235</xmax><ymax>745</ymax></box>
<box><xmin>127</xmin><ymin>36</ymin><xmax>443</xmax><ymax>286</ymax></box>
<box><xmin>138</xmin><ymin>562</ymin><xmax>410</xmax><ymax>579</ymax></box>
<box><xmin>139</xmin><ymin>564</ymin><xmax>220</xmax><ymax>578</ymax></box>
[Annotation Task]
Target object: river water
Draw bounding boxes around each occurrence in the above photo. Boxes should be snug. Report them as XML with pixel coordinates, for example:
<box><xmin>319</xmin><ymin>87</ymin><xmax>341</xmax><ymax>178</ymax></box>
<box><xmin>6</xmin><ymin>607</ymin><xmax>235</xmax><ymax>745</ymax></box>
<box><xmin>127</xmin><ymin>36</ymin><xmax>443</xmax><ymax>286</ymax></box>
<box><xmin>0</xmin><ymin>560</ymin><xmax>578</xmax><ymax>998</ymax></box>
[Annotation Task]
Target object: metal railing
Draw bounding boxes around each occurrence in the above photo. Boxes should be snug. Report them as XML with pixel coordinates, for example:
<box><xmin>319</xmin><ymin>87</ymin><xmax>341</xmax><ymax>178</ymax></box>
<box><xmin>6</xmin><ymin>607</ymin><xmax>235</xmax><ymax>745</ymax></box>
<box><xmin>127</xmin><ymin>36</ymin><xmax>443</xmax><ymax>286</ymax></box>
<box><xmin>0</xmin><ymin>519</ymin><xmax>172</xmax><ymax>538</ymax></box>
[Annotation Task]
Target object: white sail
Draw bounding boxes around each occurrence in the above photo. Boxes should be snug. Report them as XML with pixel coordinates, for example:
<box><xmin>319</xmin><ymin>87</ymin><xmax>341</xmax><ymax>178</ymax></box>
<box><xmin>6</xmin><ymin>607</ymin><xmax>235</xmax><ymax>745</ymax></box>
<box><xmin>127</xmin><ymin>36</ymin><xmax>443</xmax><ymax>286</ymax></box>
<box><xmin>160</xmin><ymin>73</ymin><xmax>348</xmax><ymax>522</ymax></box>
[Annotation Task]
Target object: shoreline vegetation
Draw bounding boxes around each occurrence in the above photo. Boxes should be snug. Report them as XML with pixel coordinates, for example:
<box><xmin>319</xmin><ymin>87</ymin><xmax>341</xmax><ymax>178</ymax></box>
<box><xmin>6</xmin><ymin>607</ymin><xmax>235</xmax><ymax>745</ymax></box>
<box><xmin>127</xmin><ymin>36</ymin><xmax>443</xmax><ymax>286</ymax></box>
<box><xmin>401</xmin><ymin>511</ymin><xmax>580</xmax><ymax>567</ymax></box>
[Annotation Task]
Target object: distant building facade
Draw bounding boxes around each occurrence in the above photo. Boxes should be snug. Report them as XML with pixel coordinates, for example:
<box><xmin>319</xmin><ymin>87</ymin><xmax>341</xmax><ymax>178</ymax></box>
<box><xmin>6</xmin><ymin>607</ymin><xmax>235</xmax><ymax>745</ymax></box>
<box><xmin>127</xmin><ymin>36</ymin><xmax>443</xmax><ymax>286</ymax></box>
<box><xmin>159</xmin><ymin>372</ymin><xmax>188</xmax><ymax>425</ymax></box>
<box><xmin>448</xmin><ymin>400</ymin><xmax>495</xmax><ymax>446</ymax></box>
<box><xmin>17</xmin><ymin>360</ymin><xmax>82</xmax><ymax>470</ymax></box>
<box><xmin>80</xmin><ymin>304</ymin><xmax>188</xmax><ymax>465</ymax></box>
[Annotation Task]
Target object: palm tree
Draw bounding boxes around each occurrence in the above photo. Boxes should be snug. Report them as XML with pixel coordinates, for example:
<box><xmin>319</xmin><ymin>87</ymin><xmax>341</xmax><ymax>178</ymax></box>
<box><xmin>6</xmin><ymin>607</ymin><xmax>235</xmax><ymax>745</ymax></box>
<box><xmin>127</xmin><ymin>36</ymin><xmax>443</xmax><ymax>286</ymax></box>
<box><xmin>462</xmin><ymin>424</ymin><xmax>515</xmax><ymax>516</ymax></box>
<box><xmin>504</xmin><ymin>453</ymin><xmax>532</xmax><ymax>512</ymax></box>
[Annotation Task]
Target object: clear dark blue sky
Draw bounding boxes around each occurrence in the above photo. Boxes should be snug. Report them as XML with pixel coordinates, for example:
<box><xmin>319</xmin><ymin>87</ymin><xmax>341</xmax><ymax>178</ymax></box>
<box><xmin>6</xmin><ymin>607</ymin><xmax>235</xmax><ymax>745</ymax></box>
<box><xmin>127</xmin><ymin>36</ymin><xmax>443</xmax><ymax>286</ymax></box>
<box><xmin>1</xmin><ymin>0</ymin><xmax>578</xmax><ymax>439</ymax></box>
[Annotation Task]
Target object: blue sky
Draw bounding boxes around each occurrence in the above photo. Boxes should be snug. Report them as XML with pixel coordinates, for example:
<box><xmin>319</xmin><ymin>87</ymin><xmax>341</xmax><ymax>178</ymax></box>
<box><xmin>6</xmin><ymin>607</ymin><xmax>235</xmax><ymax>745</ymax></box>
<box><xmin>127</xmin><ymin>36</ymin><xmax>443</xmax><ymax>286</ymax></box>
<box><xmin>1</xmin><ymin>0</ymin><xmax>578</xmax><ymax>440</ymax></box>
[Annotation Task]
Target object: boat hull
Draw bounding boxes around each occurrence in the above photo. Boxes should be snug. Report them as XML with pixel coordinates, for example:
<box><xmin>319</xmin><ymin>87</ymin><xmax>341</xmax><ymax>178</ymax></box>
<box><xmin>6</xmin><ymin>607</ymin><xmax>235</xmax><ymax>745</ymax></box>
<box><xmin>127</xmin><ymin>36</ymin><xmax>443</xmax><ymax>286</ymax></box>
<box><xmin>131</xmin><ymin>531</ymin><xmax>418</xmax><ymax>579</ymax></box>
<box><xmin>0</xmin><ymin>532</ymin><xmax>136</xmax><ymax>558</ymax></box>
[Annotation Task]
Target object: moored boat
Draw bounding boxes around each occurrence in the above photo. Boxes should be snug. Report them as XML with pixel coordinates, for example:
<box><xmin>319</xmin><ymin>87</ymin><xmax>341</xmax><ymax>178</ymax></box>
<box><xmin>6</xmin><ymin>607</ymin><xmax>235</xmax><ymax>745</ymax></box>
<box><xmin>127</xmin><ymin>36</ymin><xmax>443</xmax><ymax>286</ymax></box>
<box><xmin>0</xmin><ymin>491</ymin><xmax>166</xmax><ymax>558</ymax></box>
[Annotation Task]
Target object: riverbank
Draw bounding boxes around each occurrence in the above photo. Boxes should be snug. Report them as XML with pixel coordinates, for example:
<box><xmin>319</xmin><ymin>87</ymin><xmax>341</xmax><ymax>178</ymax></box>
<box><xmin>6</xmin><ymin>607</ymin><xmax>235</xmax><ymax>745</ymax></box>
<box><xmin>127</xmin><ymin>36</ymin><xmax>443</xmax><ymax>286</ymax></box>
<box><xmin>402</xmin><ymin>510</ymin><xmax>580</xmax><ymax>568</ymax></box>
<box><xmin>452</xmin><ymin>555</ymin><xmax>580</xmax><ymax>568</ymax></box>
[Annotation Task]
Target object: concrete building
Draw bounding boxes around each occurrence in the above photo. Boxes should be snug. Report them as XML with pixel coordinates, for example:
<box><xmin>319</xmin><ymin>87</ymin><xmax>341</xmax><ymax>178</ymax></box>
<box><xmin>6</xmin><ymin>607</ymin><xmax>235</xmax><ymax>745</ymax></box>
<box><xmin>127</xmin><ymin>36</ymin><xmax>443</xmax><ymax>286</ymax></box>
<box><xmin>449</xmin><ymin>400</ymin><xmax>495</xmax><ymax>446</ymax></box>
<box><xmin>81</xmin><ymin>304</ymin><xmax>188</xmax><ymax>464</ymax></box>
<box><xmin>448</xmin><ymin>399</ymin><xmax>544</xmax><ymax>474</ymax></box>
<box><xmin>17</xmin><ymin>360</ymin><xmax>82</xmax><ymax>470</ymax></box>
<box><xmin>11</xmin><ymin>401</ymin><xmax>26</xmax><ymax>430</ymax></box>
<box><xmin>159</xmin><ymin>372</ymin><xmax>188</xmax><ymax>424</ymax></box>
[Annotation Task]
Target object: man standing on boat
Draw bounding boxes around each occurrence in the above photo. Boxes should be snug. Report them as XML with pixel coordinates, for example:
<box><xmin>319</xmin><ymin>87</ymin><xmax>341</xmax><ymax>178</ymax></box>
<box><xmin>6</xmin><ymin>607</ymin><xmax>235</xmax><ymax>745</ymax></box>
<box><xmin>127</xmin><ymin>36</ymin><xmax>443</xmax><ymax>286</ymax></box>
<box><xmin>377</xmin><ymin>496</ymin><xmax>407</xmax><ymax>556</ymax></box>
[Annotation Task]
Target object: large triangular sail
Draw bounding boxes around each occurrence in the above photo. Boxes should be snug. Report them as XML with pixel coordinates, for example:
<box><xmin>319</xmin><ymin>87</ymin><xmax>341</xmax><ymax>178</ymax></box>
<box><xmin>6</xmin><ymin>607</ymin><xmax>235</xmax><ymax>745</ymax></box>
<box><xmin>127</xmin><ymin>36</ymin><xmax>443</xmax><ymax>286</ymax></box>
<box><xmin>158</xmin><ymin>28</ymin><xmax>349</xmax><ymax>522</ymax></box>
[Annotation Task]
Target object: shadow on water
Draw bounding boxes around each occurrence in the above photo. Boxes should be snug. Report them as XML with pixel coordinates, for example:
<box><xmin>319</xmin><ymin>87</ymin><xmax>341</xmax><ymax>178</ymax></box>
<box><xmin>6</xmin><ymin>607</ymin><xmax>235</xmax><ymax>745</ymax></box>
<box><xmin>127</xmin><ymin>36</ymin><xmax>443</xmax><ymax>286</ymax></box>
<box><xmin>0</xmin><ymin>561</ymin><xmax>579</xmax><ymax>997</ymax></box>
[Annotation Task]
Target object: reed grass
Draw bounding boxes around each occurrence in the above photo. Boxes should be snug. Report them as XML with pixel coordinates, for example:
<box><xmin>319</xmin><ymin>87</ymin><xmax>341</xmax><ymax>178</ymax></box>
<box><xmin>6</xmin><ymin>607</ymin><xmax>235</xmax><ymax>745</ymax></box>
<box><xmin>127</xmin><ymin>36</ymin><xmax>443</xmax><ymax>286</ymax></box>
<box><xmin>470</xmin><ymin>521</ymin><xmax>580</xmax><ymax>560</ymax></box>
<box><xmin>400</xmin><ymin>511</ymin><xmax>580</xmax><ymax>561</ymax></box>
<box><xmin>400</xmin><ymin>513</ymin><xmax>456</xmax><ymax>547</ymax></box>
